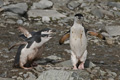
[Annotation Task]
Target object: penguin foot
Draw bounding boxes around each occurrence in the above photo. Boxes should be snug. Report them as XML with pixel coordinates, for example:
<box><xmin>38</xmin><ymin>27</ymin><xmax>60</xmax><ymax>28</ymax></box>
<box><xmin>20</xmin><ymin>62</ymin><xmax>33</xmax><ymax>69</ymax></box>
<box><xmin>78</xmin><ymin>62</ymin><xmax>84</xmax><ymax>69</ymax></box>
<box><xmin>31</xmin><ymin>62</ymin><xmax>38</xmax><ymax>67</ymax></box>
<box><xmin>73</xmin><ymin>65</ymin><xmax>78</xmax><ymax>70</ymax></box>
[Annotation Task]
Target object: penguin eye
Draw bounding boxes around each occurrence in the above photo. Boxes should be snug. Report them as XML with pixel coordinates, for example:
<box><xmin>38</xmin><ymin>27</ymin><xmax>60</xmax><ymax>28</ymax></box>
<box><xmin>78</xmin><ymin>16</ymin><xmax>83</xmax><ymax>19</ymax></box>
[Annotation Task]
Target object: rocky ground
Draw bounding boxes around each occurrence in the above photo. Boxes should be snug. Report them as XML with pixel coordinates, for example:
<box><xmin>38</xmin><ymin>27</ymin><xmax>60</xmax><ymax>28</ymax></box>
<box><xmin>0</xmin><ymin>0</ymin><xmax>120</xmax><ymax>80</ymax></box>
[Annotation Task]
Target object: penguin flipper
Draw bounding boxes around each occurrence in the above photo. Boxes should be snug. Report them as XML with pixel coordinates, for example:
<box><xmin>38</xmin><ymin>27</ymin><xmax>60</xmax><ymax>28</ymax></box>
<box><xmin>17</xmin><ymin>26</ymin><xmax>32</xmax><ymax>38</ymax></box>
<box><xmin>88</xmin><ymin>31</ymin><xmax>105</xmax><ymax>40</ymax></box>
<box><xmin>59</xmin><ymin>31</ymin><xmax>70</xmax><ymax>45</ymax></box>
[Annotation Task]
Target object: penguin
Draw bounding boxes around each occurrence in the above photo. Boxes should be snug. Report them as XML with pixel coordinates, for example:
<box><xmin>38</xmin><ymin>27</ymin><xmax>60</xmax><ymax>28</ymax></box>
<box><xmin>19</xmin><ymin>34</ymin><xmax>52</xmax><ymax>69</ymax></box>
<box><xmin>14</xmin><ymin>34</ymin><xmax>53</xmax><ymax>69</ymax></box>
<box><xmin>69</xmin><ymin>13</ymin><xmax>87</xmax><ymax>70</ymax></box>
<box><xmin>9</xmin><ymin>27</ymin><xmax>55</xmax><ymax>69</ymax></box>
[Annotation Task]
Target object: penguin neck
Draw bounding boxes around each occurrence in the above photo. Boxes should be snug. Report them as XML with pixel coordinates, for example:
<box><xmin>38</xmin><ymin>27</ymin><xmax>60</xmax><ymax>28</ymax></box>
<box><xmin>73</xmin><ymin>20</ymin><xmax>83</xmax><ymax>27</ymax></box>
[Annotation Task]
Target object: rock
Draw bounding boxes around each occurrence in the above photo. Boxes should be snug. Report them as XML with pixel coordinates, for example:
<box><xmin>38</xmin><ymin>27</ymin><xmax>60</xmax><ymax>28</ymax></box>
<box><xmin>27</xmin><ymin>10</ymin><xmax>66</xmax><ymax>20</ymax></box>
<box><xmin>56</xmin><ymin>59</ymin><xmax>96</xmax><ymax>68</ymax></box>
<box><xmin>17</xmin><ymin>77</ymin><xmax>23</xmax><ymax>80</ymax></box>
<box><xmin>25</xmin><ymin>72</ymin><xmax>36</xmax><ymax>80</ymax></box>
<box><xmin>105</xmin><ymin>25</ymin><xmax>120</xmax><ymax>36</ymax></box>
<box><xmin>12</xmin><ymin>76</ymin><xmax>17</xmax><ymax>79</ymax></box>
<box><xmin>3</xmin><ymin>55</ymin><xmax>8</xmax><ymax>58</ymax></box>
<box><xmin>0</xmin><ymin>0</ymin><xmax>3</xmax><ymax>7</ymax></box>
<box><xmin>9</xmin><ymin>32</ymin><xmax>15</xmax><ymax>35</ymax></box>
<box><xmin>51</xmin><ymin>0</ymin><xmax>69</xmax><ymax>9</ymax></box>
<box><xmin>91</xmin><ymin>8</ymin><xmax>104</xmax><ymax>18</ymax></box>
<box><xmin>105</xmin><ymin>37</ymin><xmax>115</xmax><ymax>45</ymax></box>
<box><xmin>19</xmin><ymin>72</ymin><xmax>23</xmax><ymax>76</ymax></box>
<box><xmin>36</xmin><ymin>70</ymin><xmax>90</xmax><ymax>80</ymax></box>
<box><xmin>100</xmin><ymin>9</ymin><xmax>114</xmax><ymax>17</ymax></box>
<box><xmin>23</xmin><ymin>73</ymin><xmax>28</xmax><ymax>78</ymax></box>
<box><xmin>114</xmin><ymin>11</ymin><xmax>120</xmax><ymax>17</ymax></box>
<box><xmin>3</xmin><ymin>12</ymin><xmax>20</xmax><ymax>19</ymax></box>
<box><xmin>118</xmin><ymin>75</ymin><xmax>120</xmax><ymax>80</ymax></box>
<box><xmin>88</xmin><ymin>60</ymin><xmax>96</xmax><ymax>68</ymax></box>
<box><xmin>85</xmin><ymin>0</ymin><xmax>95</xmax><ymax>2</ymax></box>
<box><xmin>0</xmin><ymin>77</ymin><xmax>14</xmax><ymax>80</ymax></box>
<box><xmin>64</xmin><ymin>49</ymin><xmax>71</xmax><ymax>54</ymax></box>
<box><xmin>5</xmin><ymin>19</ymin><xmax>16</xmax><ymax>24</ymax></box>
<box><xmin>47</xmin><ymin>55</ymin><xmax>61</xmax><ymax>60</ymax></box>
<box><xmin>0</xmin><ymin>71</ymin><xmax>7</xmax><ymax>77</ymax></box>
<box><xmin>107</xmin><ymin>2</ymin><xmax>120</xmax><ymax>9</ymax></box>
<box><xmin>23</xmin><ymin>22</ymin><xmax>30</xmax><ymax>26</ymax></box>
<box><xmin>108</xmin><ymin>78</ymin><xmax>114</xmax><ymax>80</ymax></box>
<box><xmin>31</xmin><ymin>0</ymin><xmax>53</xmax><ymax>9</ymax></box>
<box><xmin>56</xmin><ymin>60</ymin><xmax>72</xmax><ymax>67</ymax></box>
<box><xmin>1</xmin><ymin>3</ymin><xmax>28</xmax><ymax>15</ymax></box>
<box><xmin>17</xmin><ymin>19</ymin><xmax>23</xmax><ymax>25</ymax></box>
<box><xmin>42</xmin><ymin>16</ymin><xmax>50</xmax><ymax>23</ymax></box>
<box><xmin>34</xmin><ymin>65</ymin><xmax>43</xmax><ymax>72</ymax></box>
<box><xmin>81</xmin><ymin>3</ymin><xmax>87</xmax><ymax>8</ymax></box>
<box><xmin>67</xmin><ymin>1</ymin><xmax>81</xmax><ymax>10</ymax></box>
<box><xmin>106</xmin><ymin>69</ymin><xmax>117</xmax><ymax>78</ymax></box>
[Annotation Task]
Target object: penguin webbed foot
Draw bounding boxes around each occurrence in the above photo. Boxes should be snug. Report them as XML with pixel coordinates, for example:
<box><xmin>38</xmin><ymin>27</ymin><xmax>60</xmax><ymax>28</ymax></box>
<box><xmin>78</xmin><ymin>62</ymin><xmax>84</xmax><ymax>70</ymax></box>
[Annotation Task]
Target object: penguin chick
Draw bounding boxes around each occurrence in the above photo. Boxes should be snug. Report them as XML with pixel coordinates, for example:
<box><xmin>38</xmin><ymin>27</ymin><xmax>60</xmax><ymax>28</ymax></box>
<box><xmin>14</xmin><ymin>34</ymin><xmax>52</xmax><ymax>69</ymax></box>
<box><xmin>70</xmin><ymin>13</ymin><xmax>87</xmax><ymax>70</ymax></box>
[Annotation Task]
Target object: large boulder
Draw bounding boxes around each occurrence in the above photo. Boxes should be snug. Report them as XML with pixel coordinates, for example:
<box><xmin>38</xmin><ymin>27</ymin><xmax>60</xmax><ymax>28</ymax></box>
<box><xmin>1</xmin><ymin>3</ymin><xmax>28</xmax><ymax>15</ymax></box>
<box><xmin>31</xmin><ymin>0</ymin><xmax>53</xmax><ymax>9</ymax></box>
<box><xmin>36</xmin><ymin>70</ymin><xmax>90</xmax><ymax>80</ymax></box>
<box><xmin>27</xmin><ymin>10</ymin><xmax>66</xmax><ymax>20</ymax></box>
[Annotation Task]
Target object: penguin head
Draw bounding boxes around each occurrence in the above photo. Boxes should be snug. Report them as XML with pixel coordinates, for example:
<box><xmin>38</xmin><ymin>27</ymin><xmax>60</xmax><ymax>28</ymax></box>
<box><xmin>41</xmin><ymin>28</ymin><xmax>56</xmax><ymax>35</ymax></box>
<box><xmin>75</xmin><ymin>13</ymin><xmax>84</xmax><ymax>19</ymax></box>
<box><xmin>41</xmin><ymin>34</ymin><xmax>52</xmax><ymax>42</ymax></box>
<box><xmin>74</xmin><ymin>13</ymin><xmax>84</xmax><ymax>23</ymax></box>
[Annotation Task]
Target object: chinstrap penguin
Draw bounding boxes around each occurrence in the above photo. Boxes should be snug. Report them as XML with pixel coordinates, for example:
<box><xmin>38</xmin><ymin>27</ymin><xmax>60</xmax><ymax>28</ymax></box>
<box><xmin>9</xmin><ymin>27</ymin><xmax>55</xmax><ymax>69</ymax></box>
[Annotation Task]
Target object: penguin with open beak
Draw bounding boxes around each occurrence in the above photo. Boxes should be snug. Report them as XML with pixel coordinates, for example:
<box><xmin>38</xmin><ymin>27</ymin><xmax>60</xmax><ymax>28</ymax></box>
<box><xmin>18</xmin><ymin>34</ymin><xmax>52</xmax><ymax>69</ymax></box>
<box><xmin>9</xmin><ymin>27</ymin><xmax>55</xmax><ymax>69</ymax></box>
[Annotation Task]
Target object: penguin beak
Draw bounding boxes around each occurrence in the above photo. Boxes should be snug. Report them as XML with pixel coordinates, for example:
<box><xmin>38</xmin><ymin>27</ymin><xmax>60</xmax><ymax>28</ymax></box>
<box><xmin>50</xmin><ymin>29</ymin><xmax>56</xmax><ymax>34</ymax></box>
<box><xmin>49</xmin><ymin>29</ymin><xmax>56</xmax><ymax>37</ymax></box>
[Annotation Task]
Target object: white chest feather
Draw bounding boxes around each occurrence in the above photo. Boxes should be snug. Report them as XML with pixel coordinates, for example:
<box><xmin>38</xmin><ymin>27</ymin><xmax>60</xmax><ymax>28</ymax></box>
<box><xmin>20</xmin><ymin>41</ymin><xmax>44</xmax><ymax>63</ymax></box>
<box><xmin>70</xmin><ymin>23</ymin><xmax>87</xmax><ymax>58</ymax></box>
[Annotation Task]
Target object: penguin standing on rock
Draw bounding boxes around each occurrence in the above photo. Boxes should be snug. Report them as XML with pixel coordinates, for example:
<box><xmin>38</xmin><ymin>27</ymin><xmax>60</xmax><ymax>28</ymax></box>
<box><xmin>70</xmin><ymin>13</ymin><xmax>87</xmax><ymax>70</ymax></box>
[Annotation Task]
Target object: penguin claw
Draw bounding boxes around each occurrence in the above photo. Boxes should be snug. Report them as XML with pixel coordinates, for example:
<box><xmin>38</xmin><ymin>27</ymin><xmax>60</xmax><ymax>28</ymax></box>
<box><xmin>78</xmin><ymin>63</ymin><xmax>84</xmax><ymax>70</ymax></box>
<box><xmin>73</xmin><ymin>66</ymin><xmax>78</xmax><ymax>70</ymax></box>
